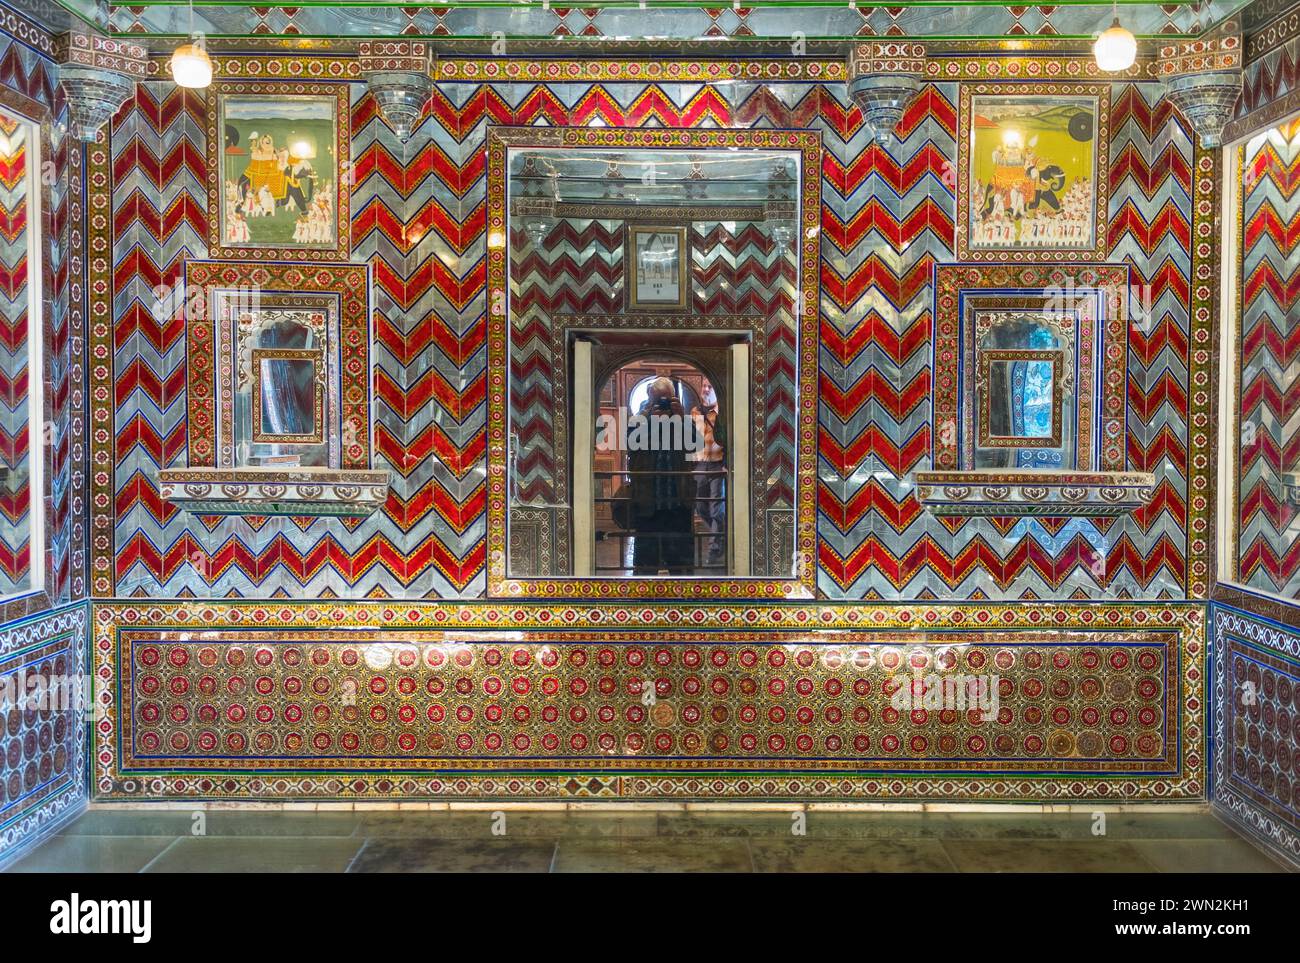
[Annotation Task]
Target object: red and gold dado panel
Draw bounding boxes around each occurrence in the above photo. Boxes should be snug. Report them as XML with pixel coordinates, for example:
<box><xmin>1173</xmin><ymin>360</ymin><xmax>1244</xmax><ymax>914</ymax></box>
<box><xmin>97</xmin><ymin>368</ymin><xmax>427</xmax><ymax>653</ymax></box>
<box><xmin>93</xmin><ymin>601</ymin><xmax>1205</xmax><ymax>801</ymax></box>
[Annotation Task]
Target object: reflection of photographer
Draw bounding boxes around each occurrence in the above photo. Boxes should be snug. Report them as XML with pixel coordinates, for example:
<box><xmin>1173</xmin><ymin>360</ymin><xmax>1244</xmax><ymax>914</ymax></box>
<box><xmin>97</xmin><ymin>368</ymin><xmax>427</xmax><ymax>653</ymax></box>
<box><xmin>625</xmin><ymin>377</ymin><xmax>694</xmax><ymax>574</ymax></box>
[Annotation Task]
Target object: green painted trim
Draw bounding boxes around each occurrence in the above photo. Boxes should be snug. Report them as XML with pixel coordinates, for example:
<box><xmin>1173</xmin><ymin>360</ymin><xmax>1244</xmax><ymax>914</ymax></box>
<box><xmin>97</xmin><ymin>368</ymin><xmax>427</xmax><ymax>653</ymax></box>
<box><xmin>116</xmin><ymin>32</ymin><xmax>1197</xmax><ymax>43</ymax></box>
<box><xmin>113</xmin><ymin>0</ymin><xmax>1204</xmax><ymax>6</ymax></box>
<box><xmin>42</xmin><ymin>0</ymin><xmax>102</xmax><ymax>34</ymax></box>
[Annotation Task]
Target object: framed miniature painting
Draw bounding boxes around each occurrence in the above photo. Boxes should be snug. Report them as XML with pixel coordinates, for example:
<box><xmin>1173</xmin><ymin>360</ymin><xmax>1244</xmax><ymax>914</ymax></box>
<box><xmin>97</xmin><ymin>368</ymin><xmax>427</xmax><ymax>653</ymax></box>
<box><xmin>205</xmin><ymin>81</ymin><xmax>351</xmax><ymax>261</ymax></box>
<box><xmin>956</xmin><ymin>83</ymin><xmax>1110</xmax><ymax>262</ymax></box>
<box><xmin>626</xmin><ymin>225</ymin><xmax>688</xmax><ymax>310</ymax></box>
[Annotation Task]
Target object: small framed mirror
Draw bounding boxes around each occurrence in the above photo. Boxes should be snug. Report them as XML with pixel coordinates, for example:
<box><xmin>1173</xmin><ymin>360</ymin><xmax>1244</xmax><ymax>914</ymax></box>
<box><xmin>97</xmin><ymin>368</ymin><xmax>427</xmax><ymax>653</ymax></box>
<box><xmin>159</xmin><ymin>261</ymin><xmax>389</xmax><ymax>518</ymax></box>
<box><xmin>972</xmin><ymin>310</ymin><xmax>1074</xmax><ymax>469</ymax></box>
<box><xmin>240</xmin><ymin>309</ymin><xmax>332</xmax><ymax>464</ymax></box>
<box><xmin>917</xmin><ymin>263</ymin><xmax>1155</xmax><ymax>517</ymax></box>
<box><xmin>485</xmin><ymin>127</ymin><xmax>821</xmax><ymax>598</ymax></box>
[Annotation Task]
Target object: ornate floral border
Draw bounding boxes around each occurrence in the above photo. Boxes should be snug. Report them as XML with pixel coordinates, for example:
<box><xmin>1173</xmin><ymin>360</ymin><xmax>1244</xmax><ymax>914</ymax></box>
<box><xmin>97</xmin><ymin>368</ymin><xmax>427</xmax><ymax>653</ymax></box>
<box><xmin>87</xmin><ymin>128</ymin><xmax>113</xmax><ymax>597</ymax></box>
<box><xmin>931</xmin><ymin>263</ymin><xmax>1129</xmax><ymax>474</ymax></box>
<box><xmin>203</xmin><ymin>80</ymin><xmax>352</xmax><ymax>262</ymax></box>
<box><xmin>485</xmin><ymin>125</ymin><xmax>821</xmax><ymax>600</ymax></box>
<box><xmin>90</xmin><ymin>600</ymin><xmax>1205</xmax><ymax>801</ymax></box>
<box><xmin>1188</xmin><ymin>144</ymin><xmax>1216</xmax><ymax>602</ymax></box>
<box><xmin>182</xmin><ymin>261</ymin><xmax>372</xmax><ymax>470</ymax></box>
<box><xmin>158</xmin><ymin>43</ymin><xmax>1168</xmax><ymax>80</ymax></box>
<box><xmin>955</xmin><ymin>82</ymin><xmax>1111</xmax><ymax>263</ymax></box>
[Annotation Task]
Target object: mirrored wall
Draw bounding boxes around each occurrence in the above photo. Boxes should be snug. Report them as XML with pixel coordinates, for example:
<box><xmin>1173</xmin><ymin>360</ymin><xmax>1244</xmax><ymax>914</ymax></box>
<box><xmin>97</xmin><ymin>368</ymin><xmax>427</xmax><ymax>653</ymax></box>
<box><xmin>0</xmin><ymin>106</ymin><xmax>42</xmax><ymax>600</ymax></box>
<box><xmin>1227</xmin><ymin>116</ymin><xmax>1300</xmax><ymax>600</ymax></box>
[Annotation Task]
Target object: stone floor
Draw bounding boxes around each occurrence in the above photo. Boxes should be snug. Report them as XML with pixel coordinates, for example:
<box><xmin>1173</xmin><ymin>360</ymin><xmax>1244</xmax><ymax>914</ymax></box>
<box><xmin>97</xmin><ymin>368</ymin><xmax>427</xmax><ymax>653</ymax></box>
<box><xmin>4</xmin><ymin>806</ymin><xmax>1287</xmax><ymax>872</ymax></box>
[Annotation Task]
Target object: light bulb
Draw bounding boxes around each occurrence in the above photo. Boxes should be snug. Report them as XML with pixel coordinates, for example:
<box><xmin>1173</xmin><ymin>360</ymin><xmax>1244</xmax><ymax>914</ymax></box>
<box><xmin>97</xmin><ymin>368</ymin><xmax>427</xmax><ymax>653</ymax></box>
<box><xmin>170</xmin><ymin>40</ymin><xmax>213</xmax><ymax>89</ymax></box>
<box><xmin>1093</xmin><ymin>18</ymin><xmax>1136</xmax><ymax>72</ymax></box>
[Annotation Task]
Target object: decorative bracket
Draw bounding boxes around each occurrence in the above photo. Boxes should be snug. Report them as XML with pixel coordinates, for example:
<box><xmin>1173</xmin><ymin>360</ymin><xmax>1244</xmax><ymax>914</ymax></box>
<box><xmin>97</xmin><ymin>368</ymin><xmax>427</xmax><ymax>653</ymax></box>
<box><xmin>847</xmin><ymin>41</ymin><xmax>926</xmax><ymax>143</ymax></box>
<box><xmin>914</xmin><ymin>470</ymin><xmax>1156</xmax><ymax>518</ymax></box>
<box><xmin>359</xmin><ymin>40</ymin><xmax>434</xmax><ymax>143</ymax></box>
<box><xmin>158</xmin><ymin>467</ymin><xmax>389</xmax><ymax>518</ymax></box>
<box><xmin>1158</xmin><ymin>17</ymin><xmax>1243</xmax><ymax>148</ymax></box>
<box><xmin>54</xmin><ymin>27</ymin><xmax>147</xmax><ymax>141</ymax></box>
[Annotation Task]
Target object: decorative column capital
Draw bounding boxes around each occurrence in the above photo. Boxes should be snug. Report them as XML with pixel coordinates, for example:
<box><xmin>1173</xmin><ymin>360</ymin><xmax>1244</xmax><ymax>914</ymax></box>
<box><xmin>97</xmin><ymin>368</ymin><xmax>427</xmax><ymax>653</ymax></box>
<box><xmin>1157</xmin><ymin>18</ymin><xmax>1243</xmax><ymax>148</ymax></box>
<box><xmin>54</xmin><ymin>26</ymin><xmax>147</xmax><ymax>141</ymax></box>
<box><xmin>358</xmin><ymin>40</ymin><xmax>435</xmax><ymax>144</ymax></box>
<box><xmin>847</xmin><ymin>41</ymin><xmax>927</xmax><ymax>144</ymax></box>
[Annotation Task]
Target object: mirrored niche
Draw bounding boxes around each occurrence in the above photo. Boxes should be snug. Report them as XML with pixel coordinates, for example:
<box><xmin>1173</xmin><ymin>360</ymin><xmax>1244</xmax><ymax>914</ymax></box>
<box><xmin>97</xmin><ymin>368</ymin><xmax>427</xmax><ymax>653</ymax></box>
<box><xmin>485</xmin><ymin>127</ymin><xmax>822</xmax><ymax>598</ymax></box>
<box><xmin>0</xmin><ymin>105</ymin><xmax>45</xmax><ymax>601</ymax></box>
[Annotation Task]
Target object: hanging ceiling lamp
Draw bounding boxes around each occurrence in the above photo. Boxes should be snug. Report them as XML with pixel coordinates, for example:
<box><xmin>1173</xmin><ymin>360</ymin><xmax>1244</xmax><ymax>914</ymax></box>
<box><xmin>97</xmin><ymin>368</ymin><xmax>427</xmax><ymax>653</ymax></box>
<box><xmin>170</xmin><ymin>0</ymin><xmax>212</xmax><ymax>89</ymax></box>
<box><xmin>1094</xmin><ymin>1</ymin><xmax>1137</xmax><ymax>72</ymax></box>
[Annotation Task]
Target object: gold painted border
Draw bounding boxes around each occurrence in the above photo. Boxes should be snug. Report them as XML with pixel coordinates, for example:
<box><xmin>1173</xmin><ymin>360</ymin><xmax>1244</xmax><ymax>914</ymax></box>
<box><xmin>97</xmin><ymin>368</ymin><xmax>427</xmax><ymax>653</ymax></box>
<box><xmin>87</xmin><ymin>130</ymin><xmax>114</xmax><ymax>597</ymax></box>
<box><xmin>975</xmin><ymin>349</ymin><xmax>1064</xmax><ymax>450</ymax></box>
<box><xmin>249</xmin><ymin>348</ymin><xmax>326</xmax><ymax>446</ymax></box>
<box><xmin>175</xmin><ymin>50</ymin><xmax>1164</xmax><ymax>83</ymax></box>
<box><xmin>204</xmin><ymin>81</ymin><xmax>351</xmax><ymax>263</ymax></box>
<box><xmin>90</xmin><ymin>600</ymin><xmax>1205</xmax><ymax>802</ymax></box>
<box><xmin>956</xmin><ymin>83</ymin><xmax>1111</xmax><ymax>263</ymax></box>
<box><xmin>1188</xmin><ymin>140</ymin><xmax>1216</xmax><ymax>598</ymax></box>
<box><xmin>485</xmin><ymin>125</ymin><xmax>820</xmax><ymax>600</ymax></box>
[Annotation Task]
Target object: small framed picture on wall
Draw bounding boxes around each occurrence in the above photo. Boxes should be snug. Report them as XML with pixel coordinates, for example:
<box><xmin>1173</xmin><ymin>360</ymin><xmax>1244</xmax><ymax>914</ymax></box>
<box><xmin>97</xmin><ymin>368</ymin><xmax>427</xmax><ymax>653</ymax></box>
<box><xmin>204</xmin><ymin>81</ymin><xmax>351</xmax><ymax>261</ymax></box>
<box><xmin>956</xmin><ymin>82</ymin><xmax>1110</xmax><ymax>262</ymax></box>
<box><xmin>626</xmin><ymin>225</ymin><xmax>689</xmax><ymax>310</ymax></box>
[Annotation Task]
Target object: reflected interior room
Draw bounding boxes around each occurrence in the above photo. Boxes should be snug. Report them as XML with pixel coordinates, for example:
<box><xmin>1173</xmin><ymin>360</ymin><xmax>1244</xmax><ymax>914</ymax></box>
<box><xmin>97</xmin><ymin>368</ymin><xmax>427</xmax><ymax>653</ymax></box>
<box><xmin>0</xmin><ymin>0</ymin><xmax>1296</xmax><ymax>877</ymax></box>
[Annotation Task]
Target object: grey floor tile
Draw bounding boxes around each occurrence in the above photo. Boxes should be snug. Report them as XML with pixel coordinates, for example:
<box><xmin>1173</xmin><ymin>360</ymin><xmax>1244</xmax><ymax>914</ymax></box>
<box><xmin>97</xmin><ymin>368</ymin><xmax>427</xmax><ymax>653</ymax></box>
<box><xmin>349</xmin><ymin>837</ymin><xmax>557</xmax><ymax>872</ymax></box>
<box><xmin>1130</xmin><ymin>839</ymin><xmax>1287</xmax><ymax>873</ymax></box>
<box><xmin>941</xmin><ymin>838</ymin><xmax>1157</xmax><ymax>872</ymax></box>
<box><xmin>59</xmin><ymin>809</ymin><xmax>199</xmax><ymax>837</ymax></box>
<box><xmin>655</xmin><ymin>811</ymin><xmax>807</xmax><ymax>838</ymax></box>
<box><xmin>6</xmin><ymin>835</ymin><xmax>179</xmax><ymax>873</ymax></box>
<box><xmin>142</xmin><ymin>836</ymin><xmax>364</xmax><ymax>873</ymax></box>
<box><xmin>9</xmin><ymin>805</ymin><xmax>1285</xmax><ymax>873</ymax></box>
<box><xmin>554</xmin><ymin>837</ymin><xmax>753</xmax><ymax>872</ymax></box>
<box><xmin>806</xmin><ymin>812</ymin><xmax>1065</xmax><ymax>840</ymax></box>
<box><xmin>62</xmin><ymin>809</ymin><xmax>362</xmax><ymax>838</ymax></box>
<box><xmin>355</xmin><ymin>810</ymin><xmax>656</xmax><ymax>839</ymax></box>
<box><xmin>1016</xmin><ymin>812</ymin><xmax>1244</xmax><ymax>841</ymax></box>
<box><xmin>751</xmin><ymin>838</ymin><xmax>957</xmax><ymax>872</ymax></box>
<box><xmin>200</xmin><ymin>812</ymin><xmax>362</xmax><ymax>837</ymax></box>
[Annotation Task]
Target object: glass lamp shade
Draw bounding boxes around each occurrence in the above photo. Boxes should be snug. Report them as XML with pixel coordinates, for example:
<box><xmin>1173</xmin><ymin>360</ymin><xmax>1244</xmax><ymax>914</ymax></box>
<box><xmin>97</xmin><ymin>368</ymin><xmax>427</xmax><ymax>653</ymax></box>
<box><xmin>170</xmin><ymin>43</ymin><xmax>213</xmax><ymax>89</ymax></box>
<box><xmin>1093</xmin><ymin>19</ymin><xmax>1137</xmax><ymax>72</ymax></box>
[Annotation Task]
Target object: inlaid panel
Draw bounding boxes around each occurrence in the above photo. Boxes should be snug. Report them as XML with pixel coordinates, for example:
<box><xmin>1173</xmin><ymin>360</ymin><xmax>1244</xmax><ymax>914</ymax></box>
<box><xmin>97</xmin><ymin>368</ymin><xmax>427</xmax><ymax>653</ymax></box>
<box><xmin>1212</xmin><ymin>604</ymin><xmax>1300</xmax><ymax>868</ymax></box>
<box><xmin>94</xmin><ymin>601</ymin><xmax>1203</xmax><ymax>801</ymax></box>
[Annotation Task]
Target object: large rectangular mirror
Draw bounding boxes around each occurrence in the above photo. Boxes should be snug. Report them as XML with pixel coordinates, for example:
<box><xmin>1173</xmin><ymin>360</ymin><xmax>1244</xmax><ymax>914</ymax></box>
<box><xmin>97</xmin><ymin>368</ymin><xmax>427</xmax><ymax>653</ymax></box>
<box><xmin>485</xmin><ymin>127</ymin><xmax>821</xmax><ymax>598</ymax></box>
<box><xmin>0</xmin><ymin>105</ymin><xmax>44</xmax><ymax>602</ymax></box>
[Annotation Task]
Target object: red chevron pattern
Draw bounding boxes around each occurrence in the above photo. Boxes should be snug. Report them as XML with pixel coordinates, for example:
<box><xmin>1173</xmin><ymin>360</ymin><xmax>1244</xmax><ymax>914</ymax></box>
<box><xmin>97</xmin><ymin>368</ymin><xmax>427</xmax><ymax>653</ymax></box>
<box><xmin>96</xmin><ymin>78</ymin><xmax>1203</xmax><ymax>600</ymax></box>
<box><xmin>0</xmin><ymin>103</ymin><xmax>33</xmax><ymax>591</ymax></box>
<box><xmin>1236</xmin><ymin>120</ymin><xmax>1300</xmax><ymax>595</ymax></box>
